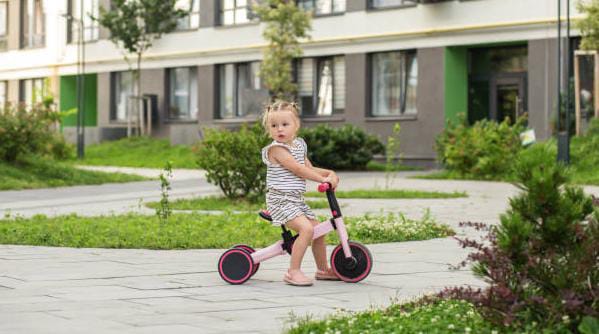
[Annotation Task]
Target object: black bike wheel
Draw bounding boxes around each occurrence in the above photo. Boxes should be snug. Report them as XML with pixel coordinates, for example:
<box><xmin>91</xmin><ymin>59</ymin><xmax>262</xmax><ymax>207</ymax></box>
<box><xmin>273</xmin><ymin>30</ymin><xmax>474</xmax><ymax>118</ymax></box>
<box><xmin>330</xmin><ymin>242</ymin><xmax>373</xmax><ymax>283</ymax></box>
<box><xmin>218</xmin><ymin>248</ymin><xmax>254</xmax><ymax>285</ymax></box>
<box><xmin>233</xmin><ymin>244</ymin><xmax>260</xmax><ymax>276</ymax></box>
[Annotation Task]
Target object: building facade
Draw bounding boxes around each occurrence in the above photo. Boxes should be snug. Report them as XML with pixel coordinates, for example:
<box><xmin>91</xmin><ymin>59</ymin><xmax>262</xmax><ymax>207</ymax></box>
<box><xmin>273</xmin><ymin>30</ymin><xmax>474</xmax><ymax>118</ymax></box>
<box><xmin>0</xmin><ymin>0</ymin><xmax>582</xmax><ymax>165</ymax></box>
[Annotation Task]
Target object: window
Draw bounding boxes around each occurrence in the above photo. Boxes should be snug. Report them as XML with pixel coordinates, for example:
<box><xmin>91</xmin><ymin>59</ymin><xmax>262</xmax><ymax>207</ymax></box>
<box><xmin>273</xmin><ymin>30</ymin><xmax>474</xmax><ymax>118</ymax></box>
<box><xmin>297</xmin><ymin>0</ymin><xmax>346</xmax><ymax>15</ymax></box>
<box><xmin>369</xmin><ymin>0</ymin><xmax>416</xmax><ymax>9</ymax></box>
<box><xmin>176</xmin><ymin>0</ymin><xmax>200</xmax><ymax>30</ymax></box>
<box><xmin>218</xmin><ymin>62</ymin><xmax>269</xmax><ymax>118</ymax></box>
<box><xmin>0</xmin><ymin>81</ymin><xmax>6</xmax><ymax>106</ymax></box>
<box><xmin>20</xmin><ymin>0</ymin><xmax>45</xmax><ymax>48</ymax></box>
<box><xmin>19</xmin><ymin>78</ymin><xmax>47</xmax><ymax>106</ymax></box>
<box><xmin>167</xmin><ymin>67</ymin><xmax>198</xmax><ymax>120</ymax></box>
<box><xmin>296</xmin><ymin>56</ymin><xmax>345</xmax><ymax>116</ymax></box>
<box><xmin>370</xmin><ymin>50</ymin><xmax>418</xmax><ymax>116</ymax></box>
<box><xmin>111</xmin><ymin>71</ymin><xmax>133</xmax><ymax>122</ymax></box>
<box><xmin>67</xmin><ymin>0</ymin><xmax>99</xmax><ymax>43</ymax></box>
<box><xmin>0</xmin><ymin>1</ymin><xmax>7</xmax><ymax>50</ymax></box>
<box><xmin>220</xmin><ymin>0</ymin><xmax>255</xmax><ymax>26</ymax></box>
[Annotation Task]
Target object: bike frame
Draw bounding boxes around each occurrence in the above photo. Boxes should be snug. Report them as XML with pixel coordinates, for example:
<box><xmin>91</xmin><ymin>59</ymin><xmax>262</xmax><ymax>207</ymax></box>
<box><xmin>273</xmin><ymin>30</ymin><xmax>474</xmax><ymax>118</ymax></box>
<box><xmin>250</xmin><ymin>183</ymin><xmax>352</xmax><ymax>265</ymax></box>
<box><xmin>250</xmin><ymin>216</ymin><xmax>351</xmax><ymax>264</ymax></box>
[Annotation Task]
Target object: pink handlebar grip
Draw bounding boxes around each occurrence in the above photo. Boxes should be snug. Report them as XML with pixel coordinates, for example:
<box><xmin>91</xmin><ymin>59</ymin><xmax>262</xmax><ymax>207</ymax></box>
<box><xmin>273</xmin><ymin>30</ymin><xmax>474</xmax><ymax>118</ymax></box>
<box><xmin>318</xmin><ymin>183</ymin><xmax>330</xmax><ymax>193</ymax></box>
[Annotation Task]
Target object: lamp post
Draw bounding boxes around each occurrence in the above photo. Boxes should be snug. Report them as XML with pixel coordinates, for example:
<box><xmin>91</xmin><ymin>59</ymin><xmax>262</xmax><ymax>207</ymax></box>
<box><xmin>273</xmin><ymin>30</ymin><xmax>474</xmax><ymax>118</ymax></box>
<box><xmin>557</xmin><ymin>0</ymin><xmax>571</xmax><ymax>163</ymax></box>
<box><xmin>62</xmin><ymin>6</ymin><xmax>86</xmax><ymax>159</ymax></box>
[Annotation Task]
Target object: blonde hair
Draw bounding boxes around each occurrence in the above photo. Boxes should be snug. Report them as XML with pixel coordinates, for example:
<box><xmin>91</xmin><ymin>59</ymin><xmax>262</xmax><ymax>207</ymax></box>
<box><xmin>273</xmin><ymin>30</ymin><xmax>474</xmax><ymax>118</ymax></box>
<box><xmin>261</xmin><ymin>100</ymin><xmax>301</xmax><ymax>129</ymax></box>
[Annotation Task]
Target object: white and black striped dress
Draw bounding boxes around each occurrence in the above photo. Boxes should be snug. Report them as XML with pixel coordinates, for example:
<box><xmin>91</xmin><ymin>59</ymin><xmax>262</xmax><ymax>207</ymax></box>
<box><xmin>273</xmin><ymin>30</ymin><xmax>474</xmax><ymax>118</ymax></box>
<box><xmin>262</xmin><ymin>137</ymin><xmax>317</xmax><ymax>226</ymax></box>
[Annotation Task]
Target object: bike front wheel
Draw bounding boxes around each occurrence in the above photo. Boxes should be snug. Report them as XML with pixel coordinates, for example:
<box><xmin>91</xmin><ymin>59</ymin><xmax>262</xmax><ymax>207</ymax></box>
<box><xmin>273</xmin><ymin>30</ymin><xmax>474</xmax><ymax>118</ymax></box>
<box><xmin>330</xmin><ymin>241</ymin><xmax>373</xmax><ymax>283</ymax></box>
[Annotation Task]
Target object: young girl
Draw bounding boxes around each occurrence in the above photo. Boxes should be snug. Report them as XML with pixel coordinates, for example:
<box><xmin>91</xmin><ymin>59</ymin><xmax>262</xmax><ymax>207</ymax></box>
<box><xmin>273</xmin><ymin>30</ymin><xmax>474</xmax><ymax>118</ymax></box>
<box><xmin>261</xmin><ymin>100</ymin><xmax>340</xmax><ymax>286</ymax></box>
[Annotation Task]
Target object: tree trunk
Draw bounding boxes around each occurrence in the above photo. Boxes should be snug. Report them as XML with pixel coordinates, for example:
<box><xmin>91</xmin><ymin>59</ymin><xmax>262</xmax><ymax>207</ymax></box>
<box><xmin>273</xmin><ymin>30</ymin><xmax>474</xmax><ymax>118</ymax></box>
<box><xmin>135</xmin><ymin>53</ymin><xmax>142</xmax><ymax>136</ymax></box>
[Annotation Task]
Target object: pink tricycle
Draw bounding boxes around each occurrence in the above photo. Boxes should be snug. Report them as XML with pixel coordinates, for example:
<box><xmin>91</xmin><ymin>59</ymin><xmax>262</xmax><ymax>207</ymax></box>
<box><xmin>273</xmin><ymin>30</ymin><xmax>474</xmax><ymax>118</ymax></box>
<box><xmin>217</xmin><ymin>183</ymin><xmax>373</xmax><ymax>284</ymax></box>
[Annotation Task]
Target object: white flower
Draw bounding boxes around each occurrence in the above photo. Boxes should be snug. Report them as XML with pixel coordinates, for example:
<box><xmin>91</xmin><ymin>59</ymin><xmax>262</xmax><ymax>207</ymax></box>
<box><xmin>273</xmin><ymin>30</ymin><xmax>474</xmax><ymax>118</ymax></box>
<box><xmin>448</xmin><ymin>324</ymin><xmax>455</xmax><ymax>329</ymax></box>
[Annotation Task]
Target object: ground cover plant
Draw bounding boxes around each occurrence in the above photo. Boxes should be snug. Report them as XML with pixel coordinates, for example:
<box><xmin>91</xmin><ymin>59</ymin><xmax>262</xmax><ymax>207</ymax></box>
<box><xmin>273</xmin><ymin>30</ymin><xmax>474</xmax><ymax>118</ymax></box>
<box><xmin>440</xmin><ymin>144</ymin><xmax>598</xmax><ymax>332</ymax></box>
<box><xmin>288</xmin><ymin>299</ymin><xmax>498</xmax><ymax>334</ymax></box>
<box><xmin>304</xmin><ymin>189</ymin><xmax>466</xmax><ymax>199</ymax></box>
<box><xmin>81</xmin><ymin>136</ymin><xmax>197</xmax><ymax>168</ymax></box>
<box><xmin>0</xmin><ymin>211</ymin><xmax>453</xmax><ymax>249</ymax></box>
<box><xmin>0</xmin><ymin>157</ymin><xmax>146</xmax><ymax>190</ymax></box>
<box><xmin>145</xmin><ymin>196</ymin><xmax>330</xmax><ymax>211</ymax></box>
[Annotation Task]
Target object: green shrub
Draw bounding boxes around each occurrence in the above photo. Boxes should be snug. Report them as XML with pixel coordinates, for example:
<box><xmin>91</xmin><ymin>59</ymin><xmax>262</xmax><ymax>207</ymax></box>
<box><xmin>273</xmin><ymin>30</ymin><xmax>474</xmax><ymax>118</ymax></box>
<box><xmin>572</xmin><ymin>118</ymin><xmax>599</xmax><ymax>169</ymax></box>
<box><xmin>435</xmin><ymin>115</ymin><xmax>526</xmax><ymax>180</ymax></box>
<box><xmin>300</xmin><ymin>124</ymin><xmax>384</xmax><ymax>170</ymax></box>
<box><xmin>195</xmin><ymin>123</ymin><xmax>270</xmax><ymax>199</ymax></box>
<box><xmin>0</xmin><ymin>100</ymin><xmax>74</xmax><ymax>163</ymax></box>
<box><xmin>443</xmin><ymin>144</ymin><xmax>599</xmax><ymax>332</ymax></box>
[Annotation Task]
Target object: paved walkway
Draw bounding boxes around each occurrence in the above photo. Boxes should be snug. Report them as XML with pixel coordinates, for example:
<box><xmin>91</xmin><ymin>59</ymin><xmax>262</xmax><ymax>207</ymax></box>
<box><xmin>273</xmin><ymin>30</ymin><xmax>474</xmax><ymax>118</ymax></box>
<box><xmin>1</xmin><ymin>168</ymin><xmax>598</xmax><ymax>333</ymax></box>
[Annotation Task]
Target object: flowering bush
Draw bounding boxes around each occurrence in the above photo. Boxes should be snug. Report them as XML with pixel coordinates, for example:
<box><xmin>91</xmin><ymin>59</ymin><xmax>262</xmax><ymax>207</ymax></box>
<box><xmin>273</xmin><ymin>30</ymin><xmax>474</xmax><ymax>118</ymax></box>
<box><xmin>345</xmin><ymin>211</ymin><xmax>454</xmax><ymax>244</ymax></box>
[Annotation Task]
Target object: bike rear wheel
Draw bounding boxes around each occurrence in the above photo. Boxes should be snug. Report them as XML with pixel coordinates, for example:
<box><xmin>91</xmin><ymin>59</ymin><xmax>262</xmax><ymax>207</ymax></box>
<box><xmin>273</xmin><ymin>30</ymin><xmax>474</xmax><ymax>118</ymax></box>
<box><xmin>232</xmin><ymin>244</ymin><xmax>260</xmax><ymax>276</ymax></box>
<box><xmin>218</xmin><ymin>248</ymin><xmax>254</xmax><ymax>285</ymax></box>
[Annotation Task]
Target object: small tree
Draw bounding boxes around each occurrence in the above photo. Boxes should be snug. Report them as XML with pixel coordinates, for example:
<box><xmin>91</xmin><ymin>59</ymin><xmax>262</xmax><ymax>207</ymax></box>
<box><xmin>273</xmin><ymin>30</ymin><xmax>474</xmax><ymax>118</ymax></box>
<box><xmin>254</xmin><ymin>0</ymin><xmax>311</xmax><ymax>100</ymax></box>
<box><xmin>95</xmin><ymin>0</ymin><xmax>187</xmax><ymax>136</ymax></box>
<box><xmin>578</xmin><ymin>0</ymin><xmax>599</xmax><ymax>51</ymax></box>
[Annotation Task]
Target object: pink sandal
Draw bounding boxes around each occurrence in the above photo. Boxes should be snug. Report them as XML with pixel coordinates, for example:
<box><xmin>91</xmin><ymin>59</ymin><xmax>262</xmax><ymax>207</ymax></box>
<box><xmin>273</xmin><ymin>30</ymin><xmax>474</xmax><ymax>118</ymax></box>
<box><xmin>315</xmin><ymin>268</ymin><xmax>341</xmax><ymax>281</ymax></box>
<box><xmin>284</xmin><ymin>270</ymin><xmax>313</xmax><ymax>286</ymax></box>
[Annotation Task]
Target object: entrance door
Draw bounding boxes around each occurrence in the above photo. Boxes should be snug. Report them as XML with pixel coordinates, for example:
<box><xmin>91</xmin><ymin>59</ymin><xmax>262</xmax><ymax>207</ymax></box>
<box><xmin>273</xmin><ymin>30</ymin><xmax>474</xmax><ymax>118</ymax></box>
<box><xmin>490</xmin><ymin>74</ymin><xmax>526</xmax><ymax>123</ymax></box>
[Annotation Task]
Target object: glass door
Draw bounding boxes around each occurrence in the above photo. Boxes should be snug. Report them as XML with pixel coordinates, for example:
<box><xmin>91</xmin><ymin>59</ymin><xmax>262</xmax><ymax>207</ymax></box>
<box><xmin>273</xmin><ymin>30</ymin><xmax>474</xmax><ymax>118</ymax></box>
<box><xmin>490</xmin><ymin>74</ymin><xmax>526</xmax><ymax>123</ymax></box>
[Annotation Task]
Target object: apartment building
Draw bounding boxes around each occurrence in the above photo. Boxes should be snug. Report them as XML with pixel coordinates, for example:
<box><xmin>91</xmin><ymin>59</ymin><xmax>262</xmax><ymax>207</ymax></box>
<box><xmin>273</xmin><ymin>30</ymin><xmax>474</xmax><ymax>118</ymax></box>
<box><xmin>0</xmin><ymin>0</ymin><xmax>582</xmax><ymax>165</ymax></box>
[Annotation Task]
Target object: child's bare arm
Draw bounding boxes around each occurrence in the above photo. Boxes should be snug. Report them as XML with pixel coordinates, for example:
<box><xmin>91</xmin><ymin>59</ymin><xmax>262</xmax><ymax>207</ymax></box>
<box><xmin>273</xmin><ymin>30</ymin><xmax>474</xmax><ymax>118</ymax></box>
<box><xmin>305</xmin><ymin>157</ymin><xmax>339</xmax><ymax>188</ymax></box>
<box><xmin>305</xmin><ymin>158</ymin><xmax>332</xmax><ymax>177</ymax></box>
<box><xmin>269</xmin><ymin>146</ymin><xmax>327</xmax><ymax>183</ymax></box>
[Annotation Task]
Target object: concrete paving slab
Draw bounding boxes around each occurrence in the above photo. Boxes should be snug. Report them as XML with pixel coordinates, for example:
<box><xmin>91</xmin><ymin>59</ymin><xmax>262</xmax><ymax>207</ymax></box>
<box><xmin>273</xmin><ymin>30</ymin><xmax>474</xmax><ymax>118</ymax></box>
<box><xmin>2</xmin><ymin>168</ymin><xmax>598</xmax><ymax>333</ymax></box>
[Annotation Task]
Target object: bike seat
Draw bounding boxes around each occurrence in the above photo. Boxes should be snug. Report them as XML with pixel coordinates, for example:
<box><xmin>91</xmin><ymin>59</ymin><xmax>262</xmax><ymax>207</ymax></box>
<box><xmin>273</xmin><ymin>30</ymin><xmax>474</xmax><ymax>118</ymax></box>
<box><xmin>258</xmin><ymin>210</ymin><xmax>272</xmax><ymax>222</ymax></box>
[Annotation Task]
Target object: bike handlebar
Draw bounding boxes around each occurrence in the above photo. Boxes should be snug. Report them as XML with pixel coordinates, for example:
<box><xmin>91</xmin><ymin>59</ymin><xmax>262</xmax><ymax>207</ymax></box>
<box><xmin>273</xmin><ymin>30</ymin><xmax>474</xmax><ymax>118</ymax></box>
<box><xmin>317</xmin><ymin>182</ymin><xmax>342</xmax><ymax>218</ymax></box>
<box><xmin>318</xmin><ymin>182</ymin><xmax>332</xmax><ymax>193</ymax></box>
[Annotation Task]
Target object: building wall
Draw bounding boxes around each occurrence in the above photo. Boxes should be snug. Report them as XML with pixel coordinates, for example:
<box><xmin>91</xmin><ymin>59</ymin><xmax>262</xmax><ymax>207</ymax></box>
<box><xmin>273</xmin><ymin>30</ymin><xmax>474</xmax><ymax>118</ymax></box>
<box><xmin>0</xmin><ymin>0</ymin><xmax>585</xmax><ymax>159</ymax></box>
<box><xmin>528</xmin><ymin>38</ymin><xmax>571</xmax><ymax>141</ymax></box>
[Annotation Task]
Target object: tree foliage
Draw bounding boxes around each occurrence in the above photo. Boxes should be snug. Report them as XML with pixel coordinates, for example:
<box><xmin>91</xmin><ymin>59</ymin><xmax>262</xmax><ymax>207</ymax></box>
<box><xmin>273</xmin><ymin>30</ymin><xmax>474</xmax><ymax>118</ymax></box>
<box><xmin>96</xmin><ymin>0</ymin><xmax>187</xmax><ymax>56</ymax></box>
<box><xmin>254</xmin><ymin>0</ymin><xmax>311</xmax><ymax>100</ymax></box>
<box><xmin>94</xmin><ymin>0</ymin><xmax>187</xmax><ymax>135</ymax></box>
<box><xmin>578</xmin><ymin>0</ymin><xmax>599</xmax><ymax>51</ymax></box>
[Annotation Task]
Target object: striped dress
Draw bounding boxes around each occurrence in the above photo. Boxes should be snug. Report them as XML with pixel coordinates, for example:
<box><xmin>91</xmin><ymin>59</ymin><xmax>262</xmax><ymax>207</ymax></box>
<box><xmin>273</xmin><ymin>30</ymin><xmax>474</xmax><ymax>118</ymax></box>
<box><xmin>261</xmin><ymin>138</ymin><xmax>317</xmax><ymax>226</ymax></box>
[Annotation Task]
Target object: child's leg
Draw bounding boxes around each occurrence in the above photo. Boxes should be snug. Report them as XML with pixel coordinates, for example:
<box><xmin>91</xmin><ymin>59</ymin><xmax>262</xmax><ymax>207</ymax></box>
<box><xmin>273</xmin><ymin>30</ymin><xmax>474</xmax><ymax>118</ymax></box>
<box><xmin>285</xmin><ymin>215</ymin><xmax>314</xmax><ymax>272</ymax></box>
<box><xmin>309</xmin><ymin>218</ymin><xmax>328</xmax><ymax>271</ymax></box>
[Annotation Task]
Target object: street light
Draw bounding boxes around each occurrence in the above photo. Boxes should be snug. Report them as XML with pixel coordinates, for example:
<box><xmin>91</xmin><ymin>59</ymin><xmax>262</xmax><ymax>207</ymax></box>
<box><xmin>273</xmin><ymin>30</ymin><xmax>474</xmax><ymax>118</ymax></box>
<box><xmin>557</xmin><ymin>0</ymin><xmax>571</xmax><ymax>163</ymax></box>
<box><xmin>61</xmin><ymin>7</ymin><xmax>86</xmax><ymax>159</ymax></box>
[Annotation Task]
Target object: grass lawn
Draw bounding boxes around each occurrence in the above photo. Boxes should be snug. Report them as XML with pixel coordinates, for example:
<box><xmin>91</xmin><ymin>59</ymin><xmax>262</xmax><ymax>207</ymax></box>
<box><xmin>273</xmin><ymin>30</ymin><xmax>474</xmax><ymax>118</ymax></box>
<box><xmin>305</xmin><ymin>189</ymin><xmax>467</xmax><ymax>199</ymax></box>
<box><xmin>0</xmin><ymin>158</ymin><xmax>147</xmax><ymax>191</ymax></box>
<box><xmin>80</xmin><ymin>136</ymin><xmax>197</xmax><ymax>169</ymax></box>
<box><xmin>288</xmin><ymin>299</ymin><xmax>500</xmax><ymax>334</ymax></box>
<box><xmin>0</xmin><ymin>211</ymin><xmax>453</xmax><ymax>249</ymax></box>
<box><xmin>145</xmin><ymin>196</ymin><xmax>330</xmax><ymax>211</ymax></box>
<box><xmin>365</xmin><ymin>160</ymin><xmax>421</xmax><ymax>172</ymax></box>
